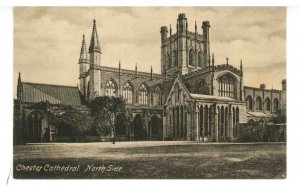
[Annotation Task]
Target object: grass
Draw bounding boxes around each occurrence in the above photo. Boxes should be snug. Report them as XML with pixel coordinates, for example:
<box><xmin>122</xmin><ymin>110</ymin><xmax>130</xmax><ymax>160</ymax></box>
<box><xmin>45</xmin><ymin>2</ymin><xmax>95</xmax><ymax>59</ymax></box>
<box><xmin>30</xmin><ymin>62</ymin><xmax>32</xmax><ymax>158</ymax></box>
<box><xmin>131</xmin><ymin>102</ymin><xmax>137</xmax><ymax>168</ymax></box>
<box><xmin>13</xmin><ymin>141</ymin><xmax>286</xmax><ymax>179</ymax></box>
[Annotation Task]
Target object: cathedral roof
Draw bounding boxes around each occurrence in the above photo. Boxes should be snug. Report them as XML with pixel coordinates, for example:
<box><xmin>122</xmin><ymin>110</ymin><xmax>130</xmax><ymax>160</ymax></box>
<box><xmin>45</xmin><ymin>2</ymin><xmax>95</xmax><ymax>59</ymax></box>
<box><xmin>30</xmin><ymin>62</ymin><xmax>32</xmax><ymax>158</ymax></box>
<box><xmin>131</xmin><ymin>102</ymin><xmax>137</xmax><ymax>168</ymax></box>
<box><xmin>21</xmin><ymin>82</ymin><xmax>83</xmax><ymax>105</ymax></box>
<box><xmin>89</xmin><ymin>19</ymin><xmax>101</xmax><ymax>53</ymax></box>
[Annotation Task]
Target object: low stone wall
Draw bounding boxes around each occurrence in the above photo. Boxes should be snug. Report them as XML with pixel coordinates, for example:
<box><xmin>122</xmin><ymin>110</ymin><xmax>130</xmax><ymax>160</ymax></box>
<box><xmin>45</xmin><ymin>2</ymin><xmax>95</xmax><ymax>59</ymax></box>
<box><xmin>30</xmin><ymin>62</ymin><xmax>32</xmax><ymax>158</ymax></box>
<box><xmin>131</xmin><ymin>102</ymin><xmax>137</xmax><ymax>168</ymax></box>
<box><xmin>238</xmin><ymin>123</ymin><xmax>286</xmax><ymax>142</ymax></box>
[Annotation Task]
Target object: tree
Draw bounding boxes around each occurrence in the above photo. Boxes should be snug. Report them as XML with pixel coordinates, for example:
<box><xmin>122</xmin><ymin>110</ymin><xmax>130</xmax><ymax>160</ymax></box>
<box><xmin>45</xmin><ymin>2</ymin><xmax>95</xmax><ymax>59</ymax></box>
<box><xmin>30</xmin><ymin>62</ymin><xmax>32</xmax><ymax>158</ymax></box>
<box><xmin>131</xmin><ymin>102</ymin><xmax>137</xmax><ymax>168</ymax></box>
<box><xmin>88</xmin><ymin>96</ymin><xmax>126</xmax><ymax>143</ymax></box>
<box><xmin>48</xmin><ymin>105</ymin><xmax>92</xmax><ymax>142</ymax></box>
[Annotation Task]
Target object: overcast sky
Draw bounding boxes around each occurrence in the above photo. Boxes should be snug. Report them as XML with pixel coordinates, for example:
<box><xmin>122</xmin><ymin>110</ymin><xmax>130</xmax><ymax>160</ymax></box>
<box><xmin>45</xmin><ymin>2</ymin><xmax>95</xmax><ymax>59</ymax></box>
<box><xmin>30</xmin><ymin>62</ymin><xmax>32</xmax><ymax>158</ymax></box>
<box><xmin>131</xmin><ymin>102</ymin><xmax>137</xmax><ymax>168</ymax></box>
<box><xmin>13</xmin><ymin>7</ymin><xmax>286</xmax><ymax>96</ymax></box>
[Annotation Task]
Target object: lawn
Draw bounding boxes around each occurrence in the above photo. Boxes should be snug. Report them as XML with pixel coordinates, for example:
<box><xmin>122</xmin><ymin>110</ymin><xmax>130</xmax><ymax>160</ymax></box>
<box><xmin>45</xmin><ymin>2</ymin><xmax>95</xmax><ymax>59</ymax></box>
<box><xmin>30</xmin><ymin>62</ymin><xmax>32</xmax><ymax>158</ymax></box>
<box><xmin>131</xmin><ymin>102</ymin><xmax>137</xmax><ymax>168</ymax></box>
<box><xmin>13</xmin><ymin>141</ymin><xmax>286</xmax><ymax>179</ymax></box>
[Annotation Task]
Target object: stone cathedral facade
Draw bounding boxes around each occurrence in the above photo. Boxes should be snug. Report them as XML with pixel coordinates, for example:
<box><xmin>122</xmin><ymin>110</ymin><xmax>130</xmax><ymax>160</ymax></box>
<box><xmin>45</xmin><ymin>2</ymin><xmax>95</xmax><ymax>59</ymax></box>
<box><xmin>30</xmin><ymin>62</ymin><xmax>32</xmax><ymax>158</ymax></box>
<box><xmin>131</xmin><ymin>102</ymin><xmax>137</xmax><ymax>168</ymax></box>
<box><xmin>14</xmin><ymin>13</ymin><xmax>286</xmax><ymax>143</ymax></box>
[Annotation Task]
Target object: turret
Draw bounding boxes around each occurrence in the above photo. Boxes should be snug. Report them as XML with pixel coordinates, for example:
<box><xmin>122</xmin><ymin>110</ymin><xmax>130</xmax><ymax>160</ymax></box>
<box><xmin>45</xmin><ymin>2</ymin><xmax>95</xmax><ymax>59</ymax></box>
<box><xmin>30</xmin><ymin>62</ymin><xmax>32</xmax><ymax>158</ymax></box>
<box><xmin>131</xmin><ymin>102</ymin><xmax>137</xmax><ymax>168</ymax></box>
<box><xmin>282</xmin><ymin>79</ymin><xmax>286</xmax><ymax>91</ymax></box>
<box><xmin>202</xmin><ymin>21</ymin><xmax>211</xmax><ymax>67</ymax></box>
<box><xmin>88</xmin><ymin>19</ymin><xmax>102</xmax><ymax>99</ymax></box>
<box><xmin>177</xmin><ymin>13</ymin><xmax>187</xmax><ymax>34</ymax></box>
<box><xmin>160</xmin><ymin>26</ymin><xmax>168</xmax><ymax>42</ymax></box>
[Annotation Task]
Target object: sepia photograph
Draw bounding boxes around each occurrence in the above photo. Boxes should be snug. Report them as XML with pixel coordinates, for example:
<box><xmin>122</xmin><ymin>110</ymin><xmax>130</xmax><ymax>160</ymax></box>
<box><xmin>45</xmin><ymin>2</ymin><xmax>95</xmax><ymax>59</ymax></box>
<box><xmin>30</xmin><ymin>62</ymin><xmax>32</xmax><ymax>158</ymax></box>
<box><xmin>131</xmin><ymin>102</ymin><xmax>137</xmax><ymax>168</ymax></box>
<box><xmin>13</xmin><ymin>7</ymin><xmax>286</xmax><ymax>179</ymax></box>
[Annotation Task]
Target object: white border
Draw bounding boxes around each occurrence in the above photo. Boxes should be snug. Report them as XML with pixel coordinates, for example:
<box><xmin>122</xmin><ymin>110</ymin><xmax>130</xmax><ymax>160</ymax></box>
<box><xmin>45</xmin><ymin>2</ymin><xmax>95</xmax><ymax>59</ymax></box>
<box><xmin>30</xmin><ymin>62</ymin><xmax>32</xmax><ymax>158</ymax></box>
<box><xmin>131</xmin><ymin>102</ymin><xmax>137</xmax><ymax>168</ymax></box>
<box><xmin>1</xmin><ymin>3</ymin><xmax>300</xmax><ymax>187</ymax></box>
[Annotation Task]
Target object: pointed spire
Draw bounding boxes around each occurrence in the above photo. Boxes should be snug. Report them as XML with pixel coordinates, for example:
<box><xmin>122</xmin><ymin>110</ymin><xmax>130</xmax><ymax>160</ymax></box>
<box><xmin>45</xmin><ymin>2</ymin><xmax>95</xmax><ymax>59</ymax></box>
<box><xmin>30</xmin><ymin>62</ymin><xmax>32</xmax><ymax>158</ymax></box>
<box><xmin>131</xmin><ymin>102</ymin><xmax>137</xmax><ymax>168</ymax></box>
<box><xmin>89</xmin><ymin>19</ymin><xmax>101</xmax><ymax>53</ymax></box>
<box><xmin>150</xmin><ymin>66</ymin><xmax>153</xmax><ymax>80</ymax></box>
<box><xmin>195</xmin><ymin>21</ymin><xmax>197</xmax><ymax>32</ymax></box>
<box><xmin>170</xmin><ymin>24</ymin><xmax>172</xmax><ymax>36</ymax></box>
<box><xmin>240</xmin><ymin>59</ymin><xmax>243</xmax><ymax>71</ymax></box>
<box><xmin>226</xmin><ymin>57</ymin><xmax>229</xmax><ymax>65</ymax></box>
<box><xmin>79</xmin><ymin>34</ymin><xmax>88</xmax><ymax>61</ymax></box>
<box><xmin>18</xmin><ymin>72</ymin><xmax>21</xmax><ymax>84</ymax></box>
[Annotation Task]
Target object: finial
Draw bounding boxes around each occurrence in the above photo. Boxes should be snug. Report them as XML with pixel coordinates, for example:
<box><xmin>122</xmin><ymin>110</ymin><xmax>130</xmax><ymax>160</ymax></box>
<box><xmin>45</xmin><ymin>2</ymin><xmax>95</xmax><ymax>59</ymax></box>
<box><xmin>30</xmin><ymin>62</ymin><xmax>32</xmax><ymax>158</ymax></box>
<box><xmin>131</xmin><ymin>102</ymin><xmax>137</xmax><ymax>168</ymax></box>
<box><xmin>150</xmin><ymin>66</ymin><xmax>153</xmax><ymax>80</ymax></box>
<box><xmin>170</xmin><ymin>24</ymin><xmax>172</xmax><ymax>36</ymax></box>
<box><xmin>226</xmin><ymin>57</ymin><xmax>229</xmax><ymax>65</ymax></box>
<box><xmin>18</xmin><ymin>72</ymin><xmax>21</xmax><ymax>82</ymax></box>
<box><xmin>240</xmin><ymin>59</ymin><xmax>243</xmax><ymax>71</ymax></box>
<box><xmin>195</xmin><ymin>21</ymin><xmax>197</xmax><ymax>31</ymax></box>
<box><xmin>135</xmin><ymin>63</ymin><xmax>137</xmax><ymax>77</ymax></box>
<box><xmin>212</xmin><ymin>53</ymin><xmax>215</xmax><ymax>65</ymax></box>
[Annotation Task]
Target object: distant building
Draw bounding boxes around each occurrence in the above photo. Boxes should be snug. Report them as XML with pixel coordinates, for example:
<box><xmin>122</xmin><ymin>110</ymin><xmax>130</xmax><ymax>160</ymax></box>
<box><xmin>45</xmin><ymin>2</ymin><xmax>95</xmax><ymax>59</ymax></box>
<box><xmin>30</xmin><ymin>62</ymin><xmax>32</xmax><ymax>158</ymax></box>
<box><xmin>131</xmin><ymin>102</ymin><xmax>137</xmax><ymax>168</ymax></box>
<box><xmin>14</xmin><ymin>13</ymin><xmax>286</xmax><ymax>143</ymax></box>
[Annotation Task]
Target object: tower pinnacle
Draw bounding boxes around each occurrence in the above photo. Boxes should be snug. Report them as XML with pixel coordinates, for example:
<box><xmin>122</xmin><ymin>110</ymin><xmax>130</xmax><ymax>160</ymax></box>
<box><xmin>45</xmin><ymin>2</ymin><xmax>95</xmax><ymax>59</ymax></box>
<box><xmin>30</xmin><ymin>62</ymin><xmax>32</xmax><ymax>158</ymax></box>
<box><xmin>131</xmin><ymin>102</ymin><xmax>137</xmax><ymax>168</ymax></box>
<box><xmin>79</xmin><ymin>34</ymin><xmax>88</xmax><ymax>61</ymax></box>
<box><xmin>89</xmin><ymin>19</ymin><xmax>101</xmax><ymax>53</ymax></box>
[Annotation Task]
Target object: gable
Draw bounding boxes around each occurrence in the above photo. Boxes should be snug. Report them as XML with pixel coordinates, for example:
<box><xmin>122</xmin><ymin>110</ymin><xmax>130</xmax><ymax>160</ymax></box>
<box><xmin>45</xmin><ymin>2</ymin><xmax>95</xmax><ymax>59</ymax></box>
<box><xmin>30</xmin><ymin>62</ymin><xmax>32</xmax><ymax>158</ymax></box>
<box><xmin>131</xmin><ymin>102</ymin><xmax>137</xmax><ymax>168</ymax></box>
<box><xmin>165</xmin><ymin>76</ymin><xmax>191</xmax><ymax>106</ymax></box>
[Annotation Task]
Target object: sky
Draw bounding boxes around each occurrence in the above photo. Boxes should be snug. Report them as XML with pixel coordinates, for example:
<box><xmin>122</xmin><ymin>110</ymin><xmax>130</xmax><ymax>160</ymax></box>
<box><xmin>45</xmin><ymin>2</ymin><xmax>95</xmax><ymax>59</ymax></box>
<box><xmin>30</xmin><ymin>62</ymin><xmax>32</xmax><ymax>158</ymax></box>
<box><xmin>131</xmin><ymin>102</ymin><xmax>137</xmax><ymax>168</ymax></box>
<box><xmin>13</xmin><ymin>7</ymin><xmax>286</xmax><ymax>97</ymax></box>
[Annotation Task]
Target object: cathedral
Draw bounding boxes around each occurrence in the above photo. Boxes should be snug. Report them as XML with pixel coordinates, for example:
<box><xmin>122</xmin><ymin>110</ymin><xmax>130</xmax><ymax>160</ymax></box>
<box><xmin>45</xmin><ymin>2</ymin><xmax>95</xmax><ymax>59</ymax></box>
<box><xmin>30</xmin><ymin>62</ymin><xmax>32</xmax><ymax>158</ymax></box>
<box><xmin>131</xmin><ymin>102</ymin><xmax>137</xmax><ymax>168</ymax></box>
<box><xmin>14</xmin><ymin>13</ymin><xmax>286</xmax><ymax>143</ymax></box>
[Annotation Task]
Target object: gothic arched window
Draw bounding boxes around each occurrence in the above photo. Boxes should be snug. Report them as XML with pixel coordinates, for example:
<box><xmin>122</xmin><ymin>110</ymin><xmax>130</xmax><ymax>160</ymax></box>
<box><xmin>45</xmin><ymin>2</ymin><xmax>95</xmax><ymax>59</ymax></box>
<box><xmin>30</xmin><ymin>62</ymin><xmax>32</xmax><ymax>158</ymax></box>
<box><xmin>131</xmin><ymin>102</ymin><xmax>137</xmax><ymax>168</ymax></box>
<box><xmin>256</xmin><ymin>96</ymin><xmax>262</xmax><ymax>111</ymax></box>
<box><xmin>189</xmin><ymin>48</ymin><xmax>195</xmax><ymax>66</ymax></box>
<box><xmin>245</xmin><ymin>96</ymin><xmax>253</xmax><ymax>110</ymax></box>
<box><xmin>265</xmin><ymin>98</ymin><xmax>271</xmax><ymax>112</ymax></box>
<box><xmin>122</xmin><ymin>82</ymin><xmax>133</xmax><ymax>104</ymax></box>
<box><xmin>217</xmin><ymin>73</ymin><xmax>237</xmax><ymax>99</ymax></box>
<box><xmin>138</xmin><ymin>84</ymin><xmax>148</xmax><ymax>105</ymax></box>
<box><xmin>105</xmin><ymin>80</ymin><xmax>117</xmax><ymax>97</ymax></box>
<box><xmin>273</xmin><ymin>98</ymin><xmax>279</xmax><ymax>112</ymax></box>
<box><xmin>174</xmin><ymin>83</ymin><xmax>180</xmax><ymax>100</ymax></box>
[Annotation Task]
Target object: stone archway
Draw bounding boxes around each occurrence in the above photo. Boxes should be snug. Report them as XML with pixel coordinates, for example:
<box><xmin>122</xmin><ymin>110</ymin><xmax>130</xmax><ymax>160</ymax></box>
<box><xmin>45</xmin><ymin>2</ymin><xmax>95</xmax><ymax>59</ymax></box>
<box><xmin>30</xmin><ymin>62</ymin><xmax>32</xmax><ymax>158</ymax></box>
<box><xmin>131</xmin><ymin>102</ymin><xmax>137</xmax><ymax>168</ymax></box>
<box><xmin>27</xmin><ymin>111</ymin><xmax>44</xmax><ymax>143</ymax></box>
<box><xmin>133</xmin><ymin>114</ymin><xmax>146</xmax><ymax>140</ymax></box>
<box><xmin>115</xmin><ymin>113</ymin><xmax>128</xmax><ymax>141</ymax></box>
<box><xmin>150</xmin><ymin>115</ymin><xmax>163</xmax><ymax>140</ymax></box>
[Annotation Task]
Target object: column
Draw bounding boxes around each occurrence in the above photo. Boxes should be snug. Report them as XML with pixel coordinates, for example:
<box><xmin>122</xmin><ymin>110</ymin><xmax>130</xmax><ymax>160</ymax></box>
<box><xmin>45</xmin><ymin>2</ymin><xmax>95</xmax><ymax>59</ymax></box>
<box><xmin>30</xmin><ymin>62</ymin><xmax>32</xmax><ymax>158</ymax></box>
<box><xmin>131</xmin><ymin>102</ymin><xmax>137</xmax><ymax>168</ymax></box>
<box><xmin>179</xmin><ymin>107</ymin><xmax>182</xmax><ymax>140</ymax></box>
<box><xmin>207</xmin><ymin>109</ymin><xmax>210</xmax><ymax>138</ymax></box>
<box><xmin>229</xmin><ymin>110</ymin><xmax>233</xmax><ymax>139</ymax></box>
<box><xmin>186</xmin><ymin>111</ymin><xmax>192</xmax><ymax>140</ymax></box>
<box><xmin>215</xmin><ymin>109</ymin><xmax>219</xmax><ymax>142</ymax></box>
<box><xmin>202</xmin><ymin>108</ymin><xmax>206</xmax><ymax>140</ymax></box>
<box><xmin>196</xmin><ymin>108</ymin><xmax>199</xmax><ymax>141</ymax></box>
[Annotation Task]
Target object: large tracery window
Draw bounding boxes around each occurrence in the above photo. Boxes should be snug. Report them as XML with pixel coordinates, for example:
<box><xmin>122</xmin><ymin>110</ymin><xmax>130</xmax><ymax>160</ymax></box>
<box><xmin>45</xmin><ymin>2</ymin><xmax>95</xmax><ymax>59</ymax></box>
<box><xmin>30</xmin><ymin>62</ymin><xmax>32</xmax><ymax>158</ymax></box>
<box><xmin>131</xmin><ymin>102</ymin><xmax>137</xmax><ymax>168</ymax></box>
<box><xmin>138</xmin><ymin>84</ymin><xmax>148</xmax><ymax>105</ymax></box>
<box><xmin>218</xmin><ymin>73</ymin><xmax>237</xmax><ymax>99</ymax></box>
<box><xmin>189</xmin><ymin>48</ymin><xmax>195</xmax><ymax>66</ymax></box>
<box><xmin>104</xmin><ymin>80</ymin><xmax>117</xmax><ymax>97</ymax></box>
<box><xmin>122</xmin><ymin>82</ymin><xmax>133</xmax><ymax>104</ymax></box>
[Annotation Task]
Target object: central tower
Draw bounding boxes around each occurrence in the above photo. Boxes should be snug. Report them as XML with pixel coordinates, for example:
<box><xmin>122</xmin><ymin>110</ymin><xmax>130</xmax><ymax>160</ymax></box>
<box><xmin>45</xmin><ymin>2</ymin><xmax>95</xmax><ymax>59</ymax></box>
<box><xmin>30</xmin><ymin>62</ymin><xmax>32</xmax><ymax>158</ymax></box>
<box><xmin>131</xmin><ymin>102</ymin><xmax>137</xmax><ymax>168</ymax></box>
<box><xmin>160</xmin><ymin>13</ymin><xmax>211</xmax><ymax>76</ymax></box>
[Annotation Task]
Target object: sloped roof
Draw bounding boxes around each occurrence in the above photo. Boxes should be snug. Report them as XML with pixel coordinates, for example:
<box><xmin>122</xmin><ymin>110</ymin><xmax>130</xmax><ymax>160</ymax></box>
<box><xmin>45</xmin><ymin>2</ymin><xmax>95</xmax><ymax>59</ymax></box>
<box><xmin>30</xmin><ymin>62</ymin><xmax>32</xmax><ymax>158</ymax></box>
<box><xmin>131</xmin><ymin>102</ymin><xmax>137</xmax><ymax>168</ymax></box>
<box><xmin>190</xmin><ymin>94</ymin><xmax>236</xmax><ymax>102</ymax></box>
<box><xmin>161</xmin><ymin>78</ymin><xmax>176</xmax><ymax>102</ymax></box>
<box><xmin>21</xmin><ymin>82</ymin><xmax>83</xmax><ymax>105</ymax></box>
<box><xmin>246</xmin><ymin>111</ymin><xmax>278</xmax><ymax>118</ymax></box>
